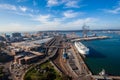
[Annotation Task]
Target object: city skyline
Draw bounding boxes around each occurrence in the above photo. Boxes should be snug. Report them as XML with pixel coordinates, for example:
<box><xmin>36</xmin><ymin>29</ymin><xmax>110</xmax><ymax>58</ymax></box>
<box><xmin>0</xmin><ymin>0</ymin><xmax>120</xmax><ymax>32</ymax></box>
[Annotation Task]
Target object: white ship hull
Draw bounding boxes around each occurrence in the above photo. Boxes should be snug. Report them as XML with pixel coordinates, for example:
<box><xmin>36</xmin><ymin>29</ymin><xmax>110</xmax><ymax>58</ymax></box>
<box><xmin>75</xmin><ymin>42</ymin><xmax>89</xmax><ymax>55</ymax></box>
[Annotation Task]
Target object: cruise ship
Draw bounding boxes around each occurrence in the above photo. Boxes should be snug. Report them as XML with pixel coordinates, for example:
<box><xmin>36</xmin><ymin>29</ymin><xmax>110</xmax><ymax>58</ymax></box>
<box><xmin>74</xmin><ymin>42</ymin><xmax>89</xmax><ymax>55</ymax></box>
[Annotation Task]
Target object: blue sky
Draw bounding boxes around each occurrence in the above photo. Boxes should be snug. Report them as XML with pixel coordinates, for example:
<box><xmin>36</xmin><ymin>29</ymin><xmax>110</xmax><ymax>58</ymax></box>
<box><xmin>0</xmin><ymin>0</ymin><xmax>120</xmax><ymax>32</ymax></box>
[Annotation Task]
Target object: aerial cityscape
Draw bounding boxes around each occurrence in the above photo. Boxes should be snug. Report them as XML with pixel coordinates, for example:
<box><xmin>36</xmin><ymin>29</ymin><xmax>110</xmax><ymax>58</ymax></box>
<box><xmin>0</xmin><ymin>0</ymin><xmax>120</xmax><ymax>80</ymax></box>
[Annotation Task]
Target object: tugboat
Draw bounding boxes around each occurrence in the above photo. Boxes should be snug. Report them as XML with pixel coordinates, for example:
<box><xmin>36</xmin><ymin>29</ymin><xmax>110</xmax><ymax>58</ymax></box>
<box><xmin>99</xmin><ymin>69</ymin><xmax>106</xmax><ymax>76</ymax></box>
<box><xmin>99</xmin><ymin>69</ymin><xmax>108</xmax><ymax>80</ymax></box>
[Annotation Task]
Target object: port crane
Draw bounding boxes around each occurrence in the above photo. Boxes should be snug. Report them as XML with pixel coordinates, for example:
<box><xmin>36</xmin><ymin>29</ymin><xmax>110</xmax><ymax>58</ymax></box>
<box><xmin>82</xmin><ymin>24</ymin><xmax>90</xmax><ymax>38</ymax></box>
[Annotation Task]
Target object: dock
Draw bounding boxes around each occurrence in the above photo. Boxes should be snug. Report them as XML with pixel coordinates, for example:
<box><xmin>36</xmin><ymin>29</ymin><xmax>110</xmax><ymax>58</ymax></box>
<box><xmin>93</xmin><ymin>75</ymin><xmax>120</xmax><ymax>80</ymax></box>
<box><xmin>71</xmin><ymin>44</ymin><xmax>95</xmax><ymax>80</ymax></box>
<box><xmin>71</xmin><ymin>36</ymin><xmax>110</xmax><ymax>42</ymax></box>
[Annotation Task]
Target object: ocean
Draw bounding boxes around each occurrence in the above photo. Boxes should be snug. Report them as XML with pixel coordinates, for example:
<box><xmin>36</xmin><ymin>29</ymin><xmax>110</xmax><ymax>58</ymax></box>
<box><xmin>76</xmin><ymin>32</ymin><xmax>120</xmax><ymax>76</ymax></box>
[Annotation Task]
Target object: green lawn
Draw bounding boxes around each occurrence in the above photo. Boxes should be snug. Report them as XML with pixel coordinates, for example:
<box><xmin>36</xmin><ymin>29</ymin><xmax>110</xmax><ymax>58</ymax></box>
<box><xmin>24</xmin><ymin>61</ymin><xmax>63</xmax><ymax>80</ymax></box>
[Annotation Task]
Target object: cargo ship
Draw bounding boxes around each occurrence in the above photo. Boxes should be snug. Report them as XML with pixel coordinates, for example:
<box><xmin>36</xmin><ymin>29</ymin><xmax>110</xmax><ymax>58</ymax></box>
<box><xmin>74</xmin><ymin>42</ymin><xmax>89</xmax><ymax>55</ymax></box>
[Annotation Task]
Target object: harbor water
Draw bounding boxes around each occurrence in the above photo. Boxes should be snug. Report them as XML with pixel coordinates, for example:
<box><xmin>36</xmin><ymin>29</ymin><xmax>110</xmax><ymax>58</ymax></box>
<box><xmin>76</xmin><ymin>32</ymin><xmax>120</xmax><ymax>76</ymax></box>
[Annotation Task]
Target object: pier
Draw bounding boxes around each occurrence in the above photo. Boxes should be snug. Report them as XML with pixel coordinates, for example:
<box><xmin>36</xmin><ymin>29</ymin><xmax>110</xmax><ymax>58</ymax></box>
<box><xmin>71</xmin><ymin>36</ymin><xmax>110</xmax><ymax>42</ymax></box>
<box><xmin>93</xmin><ymin>75</ymin><xmax>120</xmax><ymax>80</ymax></box>
<box><xmin>71</xmin><ymin>43</ymin><xmax>94</xmax><ymax>80</ymax></box>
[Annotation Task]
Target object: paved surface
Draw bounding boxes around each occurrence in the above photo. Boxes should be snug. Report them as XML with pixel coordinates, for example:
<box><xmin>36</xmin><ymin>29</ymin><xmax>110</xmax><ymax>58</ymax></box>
<box><xmin>71</xmin><ymin>44</ymin><xmax>94</xmax><ymax>80</ymax></box>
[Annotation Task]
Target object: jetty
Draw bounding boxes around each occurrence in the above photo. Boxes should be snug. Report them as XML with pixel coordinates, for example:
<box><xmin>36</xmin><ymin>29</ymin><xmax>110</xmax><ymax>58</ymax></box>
<box><xmin>71</xmin><ymin>36</ymin><xmax>110</xmax><ymax>42</ymax></box>
<box><xmin>93</xmin><ymin>75</ymin><xmax>120</xmax><ymax>80</ymax></box>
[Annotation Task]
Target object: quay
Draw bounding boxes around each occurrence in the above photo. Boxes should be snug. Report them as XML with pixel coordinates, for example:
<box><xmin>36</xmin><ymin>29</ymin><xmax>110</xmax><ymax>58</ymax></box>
<box><xmin>93</xmin><ymin>75</ymin><xmax>120</xmax><ymax>80</ymax></box>
<box><xmin>71</xmin><ymin>43</ymin><xmax>94</xmax><ymax>80</ymax></box>
<box><xmin>71</xmin><ymin>36</ymin><xmax>110</xmax><ymax>42</ymax></box>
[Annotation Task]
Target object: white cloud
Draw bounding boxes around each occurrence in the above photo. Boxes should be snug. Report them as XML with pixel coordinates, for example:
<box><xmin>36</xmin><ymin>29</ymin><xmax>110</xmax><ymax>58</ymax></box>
<box><xmin>30</xmin><ymin>14</ymin><xmax>62</xmax><ymax>30</ymax></box>
<box><xmin>0</xmin><ymin>23</ymin><xmax>31</xmax><ymax>32</ymax></box>
<box><xmin>0</xmin><ymin>4</ymin><xmax>16</xmax><ymax>11</ymax></box>
<box><xmin>104</xmin><ymin>7</ymin><xmax>120</xmax><ymax>14</ymax></box>
<box><xmin>0</xmin><ymin>3</ymin><xmax>38</xmax><ymax>17</ymax></box>
<box><xmin>46</xmin><ymin>0</ymin><xmax>84</xmax><ymax>8</ymax></box>
<box><xmin>35</xmin><ymin>21</ymin><xmax>61</xmax><ymax>30</ymax></box>
<box><xmin>63</xmin><ymin>10</ymin><xmax>82</xmax><ymax>18</ymax></box>
<box><xmin>102</xmin><ymin>1</ymin><xmax>120</xmax><ymax>14</ymax></box>
<box><xmin>0</xmin><ymin>3</ymin><xmax>35</xmax><ymax>17</ymax></box>
<box><xmin>33</xmin><ymin>14</ymin><xmax>51</xmax><ymax>23</ymax></box>
<box><xmin>0</xmin><ymin>14</ymin><xmax>98</xmax><ymax>31</ymax></box>
<box><xmin>47</xmin><ymin>0</ymin><xmax>59</xmax><ymax>7</ymax></box>
<box><xmin>17</xmin><ymin>0</ymin><xmax>27</xmax><ymax>2</ymax></box>
<box><xmin>12</xmin><ymin>11</ymin><xmax>34</xmax><ymax>17</ymax></box>
<box><xmin>63</xmin><ymin>17</ymin><xmax>98</xmax><ymax>29</ymax></box>
<box><xmin>32</xmin><ymin>13</ymin><xmax>98</xmax><ymax>30</ymax></box>
<box><xmin>19</xmin><ymin>6</ymin><xmax>27</xmax><ymax>12</ymax></box>
<box><xmin>0</xmin><ymin>4</ymin><xmax>29</xmax><ymax>12</ymax></box>
<box><xmin>65</xmin><ymin>0</ymin><xmax>79</xmax><ymax>8</ymax></box>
